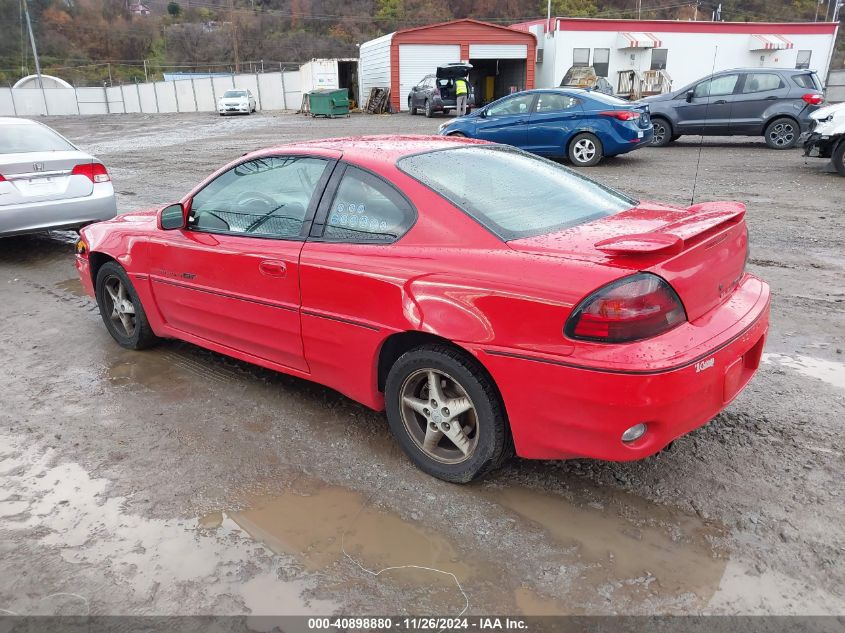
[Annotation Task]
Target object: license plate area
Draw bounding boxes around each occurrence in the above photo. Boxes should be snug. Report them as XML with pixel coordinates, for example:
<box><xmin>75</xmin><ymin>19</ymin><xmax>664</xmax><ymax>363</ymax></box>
<box><xmin>723</xmin><ymin>332</ymin><xmax>766</xmax><ymax>404</ymax></box>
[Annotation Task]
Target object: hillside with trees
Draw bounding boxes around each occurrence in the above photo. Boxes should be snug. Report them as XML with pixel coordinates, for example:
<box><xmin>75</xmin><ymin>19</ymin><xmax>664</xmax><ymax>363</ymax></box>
<box><xmin>1</xmin><ymin>0</ymin><xmax>842</xmax><ymax>86</ymax></box>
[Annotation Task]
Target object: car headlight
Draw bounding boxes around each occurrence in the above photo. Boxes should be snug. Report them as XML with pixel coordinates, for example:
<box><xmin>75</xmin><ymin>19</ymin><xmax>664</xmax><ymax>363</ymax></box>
<box><xmin>438</xmin><ymin>121</ymin><xmax>450</xmax><ymax>133</ymax></box>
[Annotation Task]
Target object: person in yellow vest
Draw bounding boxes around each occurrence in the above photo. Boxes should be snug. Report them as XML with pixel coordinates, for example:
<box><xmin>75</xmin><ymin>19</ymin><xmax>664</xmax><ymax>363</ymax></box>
<box><xmin>455</xmin><ymin>76</ymin><xmax>469</xmax><ymax>116</ymax></box>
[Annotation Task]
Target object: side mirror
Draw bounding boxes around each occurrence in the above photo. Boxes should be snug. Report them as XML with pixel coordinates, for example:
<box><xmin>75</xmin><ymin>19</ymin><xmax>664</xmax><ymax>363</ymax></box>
<box><xmin>479</xmin><ymin>109</ymin><xmax>488</xmax><ymax>118</ymax></box>
<box><xmin>159</xmin><ymin>203</ymin><xmax>186</xmax><ymax>230</ymax></box>
<box><xmin>686</xmin><ymin>90</ymin><xmax>695</xmax><ymax>102</ymax></box>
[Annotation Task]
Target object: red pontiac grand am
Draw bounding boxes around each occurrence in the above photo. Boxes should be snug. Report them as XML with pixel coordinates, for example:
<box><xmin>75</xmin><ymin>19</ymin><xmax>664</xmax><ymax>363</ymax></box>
<box><xmin>76</xmin><ymin>136</ymin><xmax>770</xmax><ymax>482</ymax></box>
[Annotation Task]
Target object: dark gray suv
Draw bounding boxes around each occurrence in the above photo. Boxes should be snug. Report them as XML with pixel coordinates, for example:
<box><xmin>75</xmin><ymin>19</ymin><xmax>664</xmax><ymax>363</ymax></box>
<box><xmin>408</xmin><ymin>63</ymin><xmax>476</xmax><ymax>118</ymax></box>
<box><xmin>643</xmin><ymin>68</ymin><xmax>824</xmax><ymax>149</ymax></box>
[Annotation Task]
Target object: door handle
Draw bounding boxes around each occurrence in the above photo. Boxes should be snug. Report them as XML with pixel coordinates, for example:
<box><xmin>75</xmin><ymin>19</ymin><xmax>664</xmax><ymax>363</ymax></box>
<box><xmin>713</xmin><ymin>99</ymin><xmax>727</xmax><ymax>105</ymax></box>
<box><xmin>259</xmin><ymin>260</ymin><xmax>287</xmax><ymax>278</ymax></box>
<box><xmin>765</xmin><ymin>96</ymin><xmax>777</xmax><ymax>100</ymax></box>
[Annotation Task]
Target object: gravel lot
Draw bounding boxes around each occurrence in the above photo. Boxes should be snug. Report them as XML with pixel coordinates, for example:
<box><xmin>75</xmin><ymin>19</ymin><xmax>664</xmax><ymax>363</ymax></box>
<box><xmin>1</xmin><ymin>111</ymin><xmax>843</xmax><ymax>617</ymax></box>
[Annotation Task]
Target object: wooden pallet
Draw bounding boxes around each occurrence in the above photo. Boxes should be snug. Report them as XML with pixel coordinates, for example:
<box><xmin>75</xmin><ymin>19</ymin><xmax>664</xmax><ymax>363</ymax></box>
<box><xmin>365</xmin><ymin>87</ymin><xmax>391</xmax><ymax>114</ymax></box>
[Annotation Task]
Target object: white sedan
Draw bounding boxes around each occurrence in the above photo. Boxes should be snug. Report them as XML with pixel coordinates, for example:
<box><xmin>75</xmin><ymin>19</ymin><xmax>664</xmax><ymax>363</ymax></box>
<box><xmin>217</xmin><ymin>90</ymin><xmax>257</xmax><ymax>115</ymax></box>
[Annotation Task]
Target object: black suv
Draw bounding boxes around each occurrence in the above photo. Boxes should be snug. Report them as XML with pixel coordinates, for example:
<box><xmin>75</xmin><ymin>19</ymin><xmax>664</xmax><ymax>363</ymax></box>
<box><xmin>408</xmin><ymin>63</ymin><xmax>476</xmax><ymax>118</ymax></box>
<box><xmin>643</xmin><ymin>68</ymin><xmax>824</xmax><ymax>149</ymax></box>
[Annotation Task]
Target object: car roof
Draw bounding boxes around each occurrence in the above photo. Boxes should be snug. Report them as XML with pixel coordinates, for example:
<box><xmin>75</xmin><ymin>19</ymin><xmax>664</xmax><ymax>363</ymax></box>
<box><xmin>713</xmin><ymin>67</ymin><xmax>812</xmax><ymax>74</ymax></box>
<box><xmin>257</xmin><ymin>135</ymin><xmax>489</xmax><ymax>163</ymax></box>
<box><xmin>0</xmin><ymin>117</ymin><xmax>39</xmax><ymax>126</ymax></box>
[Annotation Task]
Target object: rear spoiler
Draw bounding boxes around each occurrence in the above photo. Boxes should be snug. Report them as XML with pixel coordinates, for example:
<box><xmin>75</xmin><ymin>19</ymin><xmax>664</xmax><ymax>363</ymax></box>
<box><xmin>595</xmin><ymin>201</ymin><xmax>745</xmax><ymax>256</ymax></box>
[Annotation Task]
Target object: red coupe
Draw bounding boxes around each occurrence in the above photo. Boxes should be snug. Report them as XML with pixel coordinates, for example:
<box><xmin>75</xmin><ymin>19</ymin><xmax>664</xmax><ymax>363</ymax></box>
<box><xmin>76</xmin><ymin>136</ymin><xmax>770</xmax><ymax>482</ymax></box>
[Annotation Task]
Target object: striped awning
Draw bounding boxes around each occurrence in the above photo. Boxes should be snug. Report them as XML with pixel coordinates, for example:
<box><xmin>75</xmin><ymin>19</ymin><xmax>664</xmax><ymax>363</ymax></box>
<box><xmin>749</xmin><ymin>34</ymin><xmax>794</xmax><ymax>51</ymax></box>
<box><xmin>616</xmin><ymin>32</ymin><xmax>662</xmax><ymax>49</ymax></box>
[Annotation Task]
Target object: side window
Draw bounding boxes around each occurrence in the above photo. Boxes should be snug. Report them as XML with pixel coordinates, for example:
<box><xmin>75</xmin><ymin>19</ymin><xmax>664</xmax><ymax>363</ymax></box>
<box><xmin>693</xmin><ymin>74</ymin><xmax>739</xmax><ymax>98</ymax></box>
<box><xmin>324</xmin><ymin>166</ymin><xmax>415</xmax><ymax>243</ymax></box>
<box><xmin>535</xmin><ymin>93</ymin><xmax>580</xmax><ymax>113</ymax></box>
<box><xmin>487</xmin><ymin>93</ymin><xmax>534</xmax><ymax>117</ymax></box>
<box><xmin>650</xmin><ymin>48</ymin><xmax>668</xmax><ymax>71</ymax></box>
<box><xmin>742</xmin><ymin>73</ymin><xmax>783</xmax><ymax>93</ymax></box>
<box><xmin>573</xmin><ymin>48</ymin><xmax>590</xmax><ymax>66</ymax></box>
<box><xmin>795</xmin><ymin>50</ymin><xmax>811</xmax><ymax>70</ymax></box>
<box><xmin>188</xmin><ymin>156</ymin><xmax>328</xmax><ymax>239</ymax></box>
<box><xmin>593</xmin><ymin>48</ymin><xmax>610</xmax><ymax>77</ymax></box>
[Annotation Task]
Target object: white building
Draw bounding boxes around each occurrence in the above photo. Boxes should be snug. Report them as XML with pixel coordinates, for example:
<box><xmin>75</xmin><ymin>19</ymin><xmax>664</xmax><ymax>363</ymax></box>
<box><xmin>512</xmin><ymin>18</ymin><xmax>839</xmax><ymax>95</ymax></box>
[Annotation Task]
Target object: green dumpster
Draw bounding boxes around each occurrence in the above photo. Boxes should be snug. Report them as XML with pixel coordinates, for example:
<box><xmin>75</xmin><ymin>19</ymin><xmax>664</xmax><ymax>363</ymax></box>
<box><xmin>308</xmin><ymin>88</ymin><xmax>350</xmax><ymax>118</ymax></box>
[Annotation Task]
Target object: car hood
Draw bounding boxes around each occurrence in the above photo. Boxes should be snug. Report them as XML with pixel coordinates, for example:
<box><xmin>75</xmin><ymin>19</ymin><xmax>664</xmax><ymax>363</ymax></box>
<box><xmin>640</xmin><ymin>91</ymin><xmax>676</xmax><ymax>104</ymax></box>
<box><xmin>810</xmin><ymin>101</ymin><xmax>845</xmax><ymax>121</ymax></box>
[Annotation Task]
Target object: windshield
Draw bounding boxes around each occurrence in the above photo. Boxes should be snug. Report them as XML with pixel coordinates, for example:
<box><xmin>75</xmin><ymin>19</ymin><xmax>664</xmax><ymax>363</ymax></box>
<box><xmin>0</xmin><ymin>123</ymin><xmax>75</xmax><ymax>154</ymax></box>
<box><xmin>398</xmin><ymin>146</ymin><xmax>635</xmax><ymax>240</ymax></box>
<box><xmin>223</xmin><ymin>90</ymin><xmax>247</xmax><ymax>98</ymax></box>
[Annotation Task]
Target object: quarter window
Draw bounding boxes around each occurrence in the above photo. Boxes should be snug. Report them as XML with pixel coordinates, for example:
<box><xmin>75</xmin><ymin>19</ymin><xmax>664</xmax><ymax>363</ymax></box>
<box><xmin>323</xmin><ymin>166</ymin><xmax>415</xmax><ymax>243</ymax></box>
<box><xmin>742</xmin><ymin>73</ymin><xmax>783</xmax><ymax>93</ymax></box>
<box><xmin>693</xmin><ymin>74</ymin><xmax>739</xmax><ymax>98</ymax></box>
<box><xmin>795</xmin><ymin>50</ymin><xmax>811</xmax><ymax>70</ymax></box>
<box><xmin>188</xmin><ymin>156</ymin><xmax>328</xmax><ymax>239</ymax></box>
<box><xmin>535</xmin><ymin>93</ymin><xmax>580</xmax><ymax>113</ymax></box>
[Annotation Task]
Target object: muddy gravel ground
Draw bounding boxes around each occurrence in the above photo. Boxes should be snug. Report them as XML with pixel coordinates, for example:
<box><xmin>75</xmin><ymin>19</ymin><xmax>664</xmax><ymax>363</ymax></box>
<box><xmin>1</xmin><ymin>111</ymin><xmax>843</xmax><ymax>619</ymax></box>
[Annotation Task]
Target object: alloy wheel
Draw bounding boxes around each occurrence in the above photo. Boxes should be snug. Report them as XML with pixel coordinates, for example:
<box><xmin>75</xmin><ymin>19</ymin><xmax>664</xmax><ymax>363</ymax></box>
<box><xmin>768</xmin><ymin>122</ymin><xmax>795</xmax><ymax>147</ymax></box>
<box><xmin>572</xmin><ymin>138</ymin><xmax>596</xmax><ymax>164</ymax></box>
<box><xmin>103</xmin><ymin>276</ymin><xmax>136</xmax><ymax>338</ymax></box>
<box><xmin>399</xmin><ymin>368</ymin><xmax>479</xmax><ymax>464</ymax></box>
<box><xmin>652</xmin><ymin>121</ymin><xmax>667</xmax><ymax>145</ymax></box>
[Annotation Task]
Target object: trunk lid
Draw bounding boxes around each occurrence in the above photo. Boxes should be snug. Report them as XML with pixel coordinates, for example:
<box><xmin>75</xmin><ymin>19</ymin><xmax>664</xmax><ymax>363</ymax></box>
<box><xmin>508</xmin><ymin>201</ymin><xmax>749</xmax><ymax>321</ymax></box>
<box><xmin>437</xmin><ymin>63</ymin><xmax>472</xmax><ymax>80</ymax></box>
<box><xmin>0</xmin><ymin>151</ymin><xmax>95</xmax><ymax>206</ymax></box>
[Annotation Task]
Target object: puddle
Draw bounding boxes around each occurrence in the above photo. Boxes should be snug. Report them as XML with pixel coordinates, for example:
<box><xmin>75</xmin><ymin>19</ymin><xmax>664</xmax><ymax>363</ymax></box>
<box><xmin>228</xmin><ymin>483</ymin><xmax>474</xmax><ymax>585</ymax></box>
<box><xmin>55</xmin><ymin>278</ymin><xmax>85</xmax><ymax>297</ymax></box>
<box><xmin>762</xmin><ymin>353</ymin><xmax>845</xmax><ymax>390</ymax></box>
<box><xmin>487</xmin><ymin>486</ymin><xmax>728</xmax><ymax>608</ymax></box>
<box><xmin>513</xmin><ymin>586</ymin><xmax>569</xmax><ymax>615</ymax></box>
<box><xmin>0</xmin><ymin>434</ymin><xmax>337</xmax><ymax>615</ymax></box>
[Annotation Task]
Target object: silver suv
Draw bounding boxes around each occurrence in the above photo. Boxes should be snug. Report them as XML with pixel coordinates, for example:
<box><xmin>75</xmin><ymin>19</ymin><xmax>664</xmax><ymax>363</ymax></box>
<box><xmin>643</xmin><ymin>68</ymin><xmax>824</xmax><ymax>149</ymax></box>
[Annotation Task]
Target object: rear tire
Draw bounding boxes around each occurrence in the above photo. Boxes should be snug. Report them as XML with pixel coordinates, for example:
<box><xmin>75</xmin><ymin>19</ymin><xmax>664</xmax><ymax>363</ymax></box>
<box><xmin>385</xmin><ymin>345</ymin><xmax>511</xmax><ymax>483</ymax></box>
<box><xmin>95</xmin><ymin>262</ymin><xmax>159</xmax><ymax>350</ymax></box>
<box><xmin>764</xmin><ymin>117</ymin><xmax>799</xmax><ymax>149</ymax></box>
<box><xmin>424</xmin><ymin>100</ymin><xmax>433</xmax><ymax>118</ymax></box>
<box><xmin>833</xmin><ymin>140</ymin><xmax>845</xmax><ymax>177</ymax></box>
<box><xmin>650</xmin><ymin>117</ymin><xmax>674</xmax><ymax>147</ymax></box>
<box><xmin>568</xmin><ymin>132</ymin><xmax>603</xmax><ymax>167</ymax></box>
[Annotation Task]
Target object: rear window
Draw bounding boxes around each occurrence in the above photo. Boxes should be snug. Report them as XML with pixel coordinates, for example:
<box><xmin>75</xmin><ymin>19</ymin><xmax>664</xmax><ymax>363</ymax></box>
<box><xmin>792</xmin><ymin>73</ymin><xmax>822</xmax><ymax>90</ymax></box>
<box><xmin>580</xmin><ymin>91</ymin><xmax>631</xmax><ymax>106</ymax></box>
<box><xmin>0</xmin><ymin>123</ymin><xmax>75</xmax><ymax>154</ymax></box>
<box><xmin>398</xmin><ymin>146</ymin><xmax>635</xmax><ymax>241</ymax></box>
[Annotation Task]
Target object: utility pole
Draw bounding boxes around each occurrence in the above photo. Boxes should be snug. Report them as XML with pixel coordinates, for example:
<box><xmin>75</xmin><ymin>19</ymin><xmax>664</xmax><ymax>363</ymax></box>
<box><xmin>637</xmin><ymin>0</ymin><xmax>642</xmax><ymax>20</ymax></box>
<box><xmin>22</xmin><ymin>0</ymin><xmax>42</xmax><ymax>88</ymax></box>
<box><xmin>228</xmin><ymin>0</ymin><xmax>240</xmax><ymax>73</ymax></box>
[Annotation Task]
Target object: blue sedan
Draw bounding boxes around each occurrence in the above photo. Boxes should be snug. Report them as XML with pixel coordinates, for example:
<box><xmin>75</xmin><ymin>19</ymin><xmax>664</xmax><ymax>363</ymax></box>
<box><xmin>438</xmin><ymin>88</ymin><xmax>653</xmax><ymax>166</ymax></box>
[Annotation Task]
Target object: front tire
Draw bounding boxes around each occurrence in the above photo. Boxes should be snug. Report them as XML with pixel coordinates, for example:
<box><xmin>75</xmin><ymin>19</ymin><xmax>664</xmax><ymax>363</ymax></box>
<box><xmin>650</xmin><ymin>117</ymin><xmax>674</xmax><ymax>147</ymax></box>
<box><xmin>568</xmin><ymin>132</ymin><xmax>603</xmax><ymax>167</ymax></box>
<box><xmin>385</xmin><ymin>345</ymin><xmax>510</xmax><ymax>483</ymax></box>
<box><xmin>833</xmin><ymin>140</ymin><xmax>845</xmax><ymax>176</ymax></box>
<box><xmin>95</xmin><ymin>262</ymin><xmax>159</xmax><ymax>350</ymax></box>
<box><xmin>764</xmin><ymin>117</ymin><xmax>799</xmax><ymax>149</ymax></box>
<box><xmin>408</xmin><ymin>98</ymin><xmax>416</xmax><ymax>115</ymax></box>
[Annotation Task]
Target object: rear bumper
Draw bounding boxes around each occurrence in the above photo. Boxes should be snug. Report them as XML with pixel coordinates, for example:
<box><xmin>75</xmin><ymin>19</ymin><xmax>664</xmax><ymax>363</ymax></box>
<box><xmin>477</xmin><ymin>274</ymin><xmax>770</xmax><ymax>460</ymax></box>
<box><xmin>603</xmin><ymin>124</ymin><xmax>654</xmax><ymax>156</ymax></box>
<box><xmin>0</xmin><ymin>185</ymin><xmax>117</xmax><ymax>236</ymax></box>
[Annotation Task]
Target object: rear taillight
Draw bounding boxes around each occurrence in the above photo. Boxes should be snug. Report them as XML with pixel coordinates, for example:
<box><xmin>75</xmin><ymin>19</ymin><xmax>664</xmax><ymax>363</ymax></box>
<box><xmin>802</xmin><ymin>93</ymin><xmax>824</xmax><ymax>106</ymax></box>
<box><xmin>600</xmin><ymin>110</ymin><xmax>640</xmax><ymax>121</ymax></box>
<box><xmin>0</xmin><ymin>173</ymin><xmax>5</xmax><ymax>182</ymax></box>
<box><xmin>564</xmin><ymin>273</ymin><xmax>687</xmax><ymax>343</ymax></box>
<box><xmin>72</xmin><ymin>162</ymin><xmax>110</xmax><ymax>183</ymax></box>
